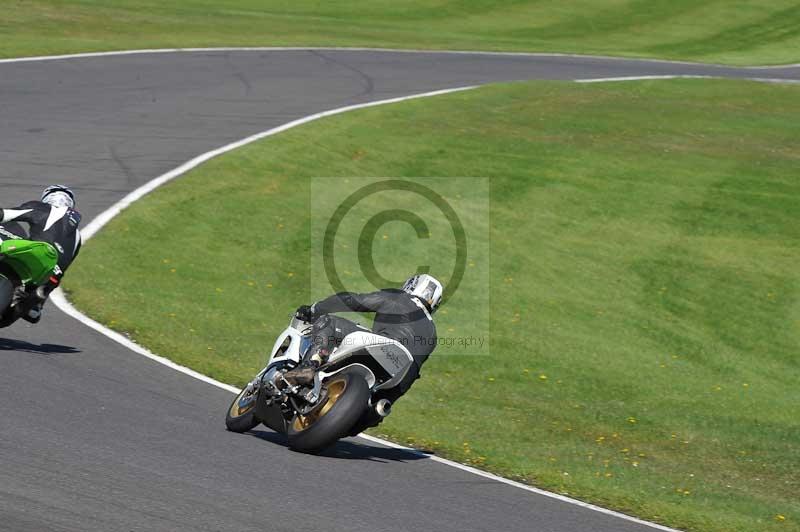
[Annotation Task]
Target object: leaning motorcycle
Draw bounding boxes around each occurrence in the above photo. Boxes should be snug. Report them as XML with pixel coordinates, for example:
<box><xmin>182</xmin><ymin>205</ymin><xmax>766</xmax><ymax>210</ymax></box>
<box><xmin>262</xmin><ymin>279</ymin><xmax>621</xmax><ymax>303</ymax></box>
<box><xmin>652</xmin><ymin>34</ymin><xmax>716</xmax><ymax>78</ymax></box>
<box><xmin>225</xmin><ymin>316</ymin><xmax>414</xmax><ymax>453</ymax></box>
<box><xmin>0</xmin><ymin>238</ymin><xmax>59</xmax><ymax>327</ymax></box>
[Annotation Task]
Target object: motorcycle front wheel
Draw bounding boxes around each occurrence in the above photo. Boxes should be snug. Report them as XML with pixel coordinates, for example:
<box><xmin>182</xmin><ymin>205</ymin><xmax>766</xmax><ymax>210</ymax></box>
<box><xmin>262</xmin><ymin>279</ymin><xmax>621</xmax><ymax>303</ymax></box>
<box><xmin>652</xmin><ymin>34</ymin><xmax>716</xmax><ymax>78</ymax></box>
<box><xmin>287</xmin><ymin>371</ymin><xmax>369</xmax><ymax>454</ymax></box>
<box><xmin>225</xmin><ymin>386</ymin><xmax>260</xmax><ymax>433</ymax></box>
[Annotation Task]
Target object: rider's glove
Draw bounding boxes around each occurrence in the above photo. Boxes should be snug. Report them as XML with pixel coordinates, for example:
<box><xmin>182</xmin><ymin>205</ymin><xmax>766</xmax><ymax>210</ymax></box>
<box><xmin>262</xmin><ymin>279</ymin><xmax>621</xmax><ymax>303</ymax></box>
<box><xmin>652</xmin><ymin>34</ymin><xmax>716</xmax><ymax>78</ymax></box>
<box><xmin>295</xmin><ymin>304</ymin><xmax>316</xmax><ymax>322</ymax></box>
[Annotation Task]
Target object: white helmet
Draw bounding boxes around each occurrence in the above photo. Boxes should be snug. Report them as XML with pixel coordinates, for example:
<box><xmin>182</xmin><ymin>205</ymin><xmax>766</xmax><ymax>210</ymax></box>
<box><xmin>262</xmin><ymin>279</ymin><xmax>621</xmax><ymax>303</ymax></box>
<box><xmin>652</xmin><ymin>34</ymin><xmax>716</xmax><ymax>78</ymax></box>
<box><xmin>41</xmin><ymin>184</ymin><xmax>75</xmax><ymax>209</ymax></box>
<box><xmin>402</xmin><ymin>274</ymin><xmax>444</xmax><ymax>312</ymax></box>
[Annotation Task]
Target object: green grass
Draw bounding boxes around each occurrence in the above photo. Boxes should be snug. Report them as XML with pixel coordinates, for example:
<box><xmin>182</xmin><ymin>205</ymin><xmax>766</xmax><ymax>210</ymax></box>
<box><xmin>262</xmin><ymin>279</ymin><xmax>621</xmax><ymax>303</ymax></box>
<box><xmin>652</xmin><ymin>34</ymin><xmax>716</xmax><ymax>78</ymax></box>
<box><xmin>64</xmin><ymin>78</ymin><xmax>800</xmax><ymax>531</ymax></box>
<box><xmin>3</xmin><ymin>1</ymin><xmax>800</xmax><ymax>64</ymax></box>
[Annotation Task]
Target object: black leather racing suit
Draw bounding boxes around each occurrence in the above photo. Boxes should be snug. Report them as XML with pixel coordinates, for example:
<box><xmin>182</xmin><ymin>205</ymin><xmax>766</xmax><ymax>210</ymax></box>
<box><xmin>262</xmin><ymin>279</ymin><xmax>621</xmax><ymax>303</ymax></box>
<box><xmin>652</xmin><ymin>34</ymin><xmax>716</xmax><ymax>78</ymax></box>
<box><xmin>0</xmin><ymin>201</ymin><xmax>82</xmax><ymax>322</ymax></box>
<box><xmin>308</xmin><ymin>289</ymin><xmax>437</xmax><ymax>405</ymax></box>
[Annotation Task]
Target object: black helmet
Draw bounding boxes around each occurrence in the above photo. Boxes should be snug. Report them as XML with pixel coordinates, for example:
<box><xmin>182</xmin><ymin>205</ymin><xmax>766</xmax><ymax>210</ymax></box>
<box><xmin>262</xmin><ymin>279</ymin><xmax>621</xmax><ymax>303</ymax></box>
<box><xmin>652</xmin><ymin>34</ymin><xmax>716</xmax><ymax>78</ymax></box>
<box><xmin>41</xmin><ymin>185</ymin><xmax>75</xmax><ymax>209</ymax></box>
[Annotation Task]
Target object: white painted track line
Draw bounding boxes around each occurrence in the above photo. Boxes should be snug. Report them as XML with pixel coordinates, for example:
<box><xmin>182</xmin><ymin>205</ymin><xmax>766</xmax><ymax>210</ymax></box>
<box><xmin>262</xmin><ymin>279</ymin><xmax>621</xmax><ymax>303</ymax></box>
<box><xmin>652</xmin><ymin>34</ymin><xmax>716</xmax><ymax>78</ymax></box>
<box><xmin>1</xmin><ymin>46</ymin><xmax>799</xmax><ymax>69</ymax></box>
<box><xmin>575</xmin><ymin>74</ymin><xmax>800</xmax><ymax>84</ymax></box>
<box><xmin>576</xmin><ymin>75</ymin><xmax>712</xmax><ymax>83</ymax></box>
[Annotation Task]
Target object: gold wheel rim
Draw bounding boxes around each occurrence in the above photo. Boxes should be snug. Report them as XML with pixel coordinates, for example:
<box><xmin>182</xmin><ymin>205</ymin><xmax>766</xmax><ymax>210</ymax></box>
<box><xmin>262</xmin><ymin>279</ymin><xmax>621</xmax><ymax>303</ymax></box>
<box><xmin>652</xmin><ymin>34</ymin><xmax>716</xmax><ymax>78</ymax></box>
<box><xmin>229</xmin><ymin>388</ymin><xmax>256</xmax><ymax>418</ymax></box>
<box><xmin>292</xmin><ymin>378</ymin><xmax>347</xmax><ymax>432</ymax></box>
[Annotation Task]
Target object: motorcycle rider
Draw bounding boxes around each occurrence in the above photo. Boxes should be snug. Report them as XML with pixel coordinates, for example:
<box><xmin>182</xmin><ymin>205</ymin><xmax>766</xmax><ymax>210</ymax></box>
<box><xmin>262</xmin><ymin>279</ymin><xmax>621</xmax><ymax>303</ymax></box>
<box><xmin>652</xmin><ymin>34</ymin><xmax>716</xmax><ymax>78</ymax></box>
<box><xmin>283</xmin><ymin>274</ymin><xmax>443</xmax><ymax>409</ymax></box>
<box><xmin>0</xmin><ymin>185</ymin><xmax>82</xmax><ymax>324</ymax></box>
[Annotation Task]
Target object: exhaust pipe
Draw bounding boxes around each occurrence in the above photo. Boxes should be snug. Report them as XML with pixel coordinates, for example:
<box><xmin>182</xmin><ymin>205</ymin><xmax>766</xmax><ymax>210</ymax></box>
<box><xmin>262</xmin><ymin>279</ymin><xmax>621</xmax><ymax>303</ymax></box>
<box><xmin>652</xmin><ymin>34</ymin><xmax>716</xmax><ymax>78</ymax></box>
<box><xmin>374</xmin><ymin>399</ymin><xmax>392</xmax><ymax>418</ymax></box>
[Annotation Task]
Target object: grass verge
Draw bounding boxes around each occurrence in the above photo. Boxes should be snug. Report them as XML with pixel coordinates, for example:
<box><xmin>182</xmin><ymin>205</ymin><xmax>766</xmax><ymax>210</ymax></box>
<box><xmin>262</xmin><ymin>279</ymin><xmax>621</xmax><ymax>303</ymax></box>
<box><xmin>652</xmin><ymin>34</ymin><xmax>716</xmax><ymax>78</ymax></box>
<box><xmin>64</xmin><ymin>78</ymin><xmax>800</xmax><ymax>531</ymax></box>
<box><xmin>3</xmin><ymin>1</ymin><xmax>800</xmax><ymax>65</ymax></box>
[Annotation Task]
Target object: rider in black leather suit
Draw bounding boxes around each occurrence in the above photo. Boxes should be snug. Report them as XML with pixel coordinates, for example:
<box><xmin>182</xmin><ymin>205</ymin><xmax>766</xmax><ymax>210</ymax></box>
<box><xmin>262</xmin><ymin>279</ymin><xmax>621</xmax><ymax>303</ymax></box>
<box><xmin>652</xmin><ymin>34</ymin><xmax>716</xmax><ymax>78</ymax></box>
<box><xmin>284</xmin><ymin>274</ymin><xmax>444</xmax><ymax>433</ymax></box>
<box><xmin>0</xmin><ymin>185</ymin><xmax>81</xmax><ymax>324</ymax></box>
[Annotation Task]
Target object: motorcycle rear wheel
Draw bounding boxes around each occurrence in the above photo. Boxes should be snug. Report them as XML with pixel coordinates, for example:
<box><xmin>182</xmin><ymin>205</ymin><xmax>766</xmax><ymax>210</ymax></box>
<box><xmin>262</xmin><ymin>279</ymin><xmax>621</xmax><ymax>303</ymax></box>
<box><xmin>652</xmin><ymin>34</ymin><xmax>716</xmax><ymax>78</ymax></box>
<box><xmin>225</xmin><ymin>386</ymin><xmax>260</xmax><ymax>433</ymax></box>
<box><xmin>0</xmin><ymin>275</ymin><xmax>16</xmax><ymax>324</ymax></box>
<box><xmin>287</xmin><ymin>371</ymin><xmax>369</xmax><ymax>454</ymax></box>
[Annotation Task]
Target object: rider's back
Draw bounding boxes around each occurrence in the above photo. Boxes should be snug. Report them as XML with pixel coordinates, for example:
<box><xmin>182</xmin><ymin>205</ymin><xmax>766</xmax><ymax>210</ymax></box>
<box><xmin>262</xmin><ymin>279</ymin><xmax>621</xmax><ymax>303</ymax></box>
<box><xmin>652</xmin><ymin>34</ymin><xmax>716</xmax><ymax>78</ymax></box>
<box><xmin>314</xmin><ymin>288</ymin><xmax>438</xmax><ymax>364</ymax></box>
<box><xmin>0</xmin><ymin>200</ymin><xmax>82</xmax><ymax>274</ymax></box>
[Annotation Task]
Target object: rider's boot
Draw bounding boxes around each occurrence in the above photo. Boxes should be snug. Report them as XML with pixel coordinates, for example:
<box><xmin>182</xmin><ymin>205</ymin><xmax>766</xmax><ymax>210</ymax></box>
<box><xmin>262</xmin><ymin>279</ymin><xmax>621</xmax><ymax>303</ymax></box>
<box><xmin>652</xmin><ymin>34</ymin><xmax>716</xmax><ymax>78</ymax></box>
<box><xmin>283</xmin><ymin>347</ymin><xmax>330</xmax><ymax>386</ymax></box>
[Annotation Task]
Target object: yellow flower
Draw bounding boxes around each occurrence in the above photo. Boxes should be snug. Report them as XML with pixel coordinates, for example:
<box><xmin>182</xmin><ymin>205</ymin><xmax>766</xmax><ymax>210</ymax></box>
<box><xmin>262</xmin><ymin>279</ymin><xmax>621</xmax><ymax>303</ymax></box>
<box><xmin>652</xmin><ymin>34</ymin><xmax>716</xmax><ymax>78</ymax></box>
<box><xmin>627</xmin><ymin>417</ymin><xmax>637</xmax><ymax>424</ymax></box>
<box><xmin>539</xmin><ymin>374</ymin><xmax>548</xmax><ymax>380</ymax></box>
<box><xmin>775</xmin><ymin>515</ymin><xmax>786</xmax><ymax>522</ymax></box>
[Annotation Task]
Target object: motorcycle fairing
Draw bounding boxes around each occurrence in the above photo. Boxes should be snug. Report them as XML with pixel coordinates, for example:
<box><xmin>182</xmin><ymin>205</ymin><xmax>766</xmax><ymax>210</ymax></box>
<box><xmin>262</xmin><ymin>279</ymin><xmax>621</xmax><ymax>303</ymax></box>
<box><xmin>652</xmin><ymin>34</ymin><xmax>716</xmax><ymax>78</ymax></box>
<box><xmin>0</xmin><ymin>239</ymin><xmax>58</xmax><ymax>285</ymax></box>
<box><xmin>326</xmin><ymin>331</ymin><xmax>413</xmax><ymax>390</ymax></box>
<box><xmin>267</xmin><ymin>317</ymin><xmax>313</xmax><ymax>365</ymax></box>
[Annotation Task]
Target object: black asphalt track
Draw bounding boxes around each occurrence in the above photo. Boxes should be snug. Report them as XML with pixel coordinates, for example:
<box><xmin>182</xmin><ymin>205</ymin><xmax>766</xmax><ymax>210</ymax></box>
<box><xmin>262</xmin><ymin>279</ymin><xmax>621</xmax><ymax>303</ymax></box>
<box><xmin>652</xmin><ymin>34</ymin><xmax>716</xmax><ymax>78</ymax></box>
<box><xmin>1</xmin><ymin>50</ymin><xmax>798</xmax><ymax>532</ymax></box>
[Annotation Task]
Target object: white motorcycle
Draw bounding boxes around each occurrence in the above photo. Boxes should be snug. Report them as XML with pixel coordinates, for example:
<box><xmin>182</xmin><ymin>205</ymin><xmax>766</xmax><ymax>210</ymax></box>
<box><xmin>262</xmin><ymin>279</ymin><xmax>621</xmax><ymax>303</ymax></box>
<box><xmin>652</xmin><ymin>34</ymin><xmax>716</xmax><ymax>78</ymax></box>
<box><xmin>225</xmin><ymin>316</ymin><xmax>414</xmax><ymax>453</ymax></box>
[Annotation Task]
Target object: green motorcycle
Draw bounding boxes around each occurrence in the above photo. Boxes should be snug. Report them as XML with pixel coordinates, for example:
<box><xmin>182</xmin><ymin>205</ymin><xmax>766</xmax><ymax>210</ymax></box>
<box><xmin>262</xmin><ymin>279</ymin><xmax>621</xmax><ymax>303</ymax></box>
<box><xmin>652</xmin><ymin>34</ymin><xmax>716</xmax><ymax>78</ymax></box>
<box><xmin>0</xmin><ymin>239</ymin><xmax>59</xmax><ymax>327</ymax></box>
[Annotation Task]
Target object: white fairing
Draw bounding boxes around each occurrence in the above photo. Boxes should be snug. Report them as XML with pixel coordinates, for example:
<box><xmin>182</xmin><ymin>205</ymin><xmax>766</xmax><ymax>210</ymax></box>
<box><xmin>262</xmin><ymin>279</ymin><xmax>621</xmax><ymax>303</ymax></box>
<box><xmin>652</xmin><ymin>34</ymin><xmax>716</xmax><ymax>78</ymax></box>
<box><xmin>319</xmin><ymin>363</ymin><xmax>377</xmax><ymax>389</ymax></box>
<box><xmin>264</xmin><ymin>318</ymin><xmax>413</xmax><ymax>391</ymax></box>
<box><xmin>327</xmin><ymin>331</ymin><xmax>414</xmax><ymax>390</ymax></box>
<box><xmin>268</xmin><ymin>317</ymin><xmax>312</xmax><ymax>364</ymax></box>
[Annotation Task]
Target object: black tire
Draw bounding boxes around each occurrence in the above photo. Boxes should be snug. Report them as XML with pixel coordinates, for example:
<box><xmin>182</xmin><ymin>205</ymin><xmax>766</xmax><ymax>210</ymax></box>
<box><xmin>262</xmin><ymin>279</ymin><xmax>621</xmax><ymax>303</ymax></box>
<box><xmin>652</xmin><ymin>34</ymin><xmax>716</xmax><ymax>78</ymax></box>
<box><xmin>0</xmin><ymin>275</ymin><xmax>13</xmax><ymax>312</ymax></box>
<box><xmin>225</xmin><ymin>387</ymin><xmax>260</xmax><ymax>433</ymax></box>
<box><xmin>0</xmin><ymin>275</ymin><xmax>16</xmax><ymax>326</ymax></box>
<box><xmin>287</xmin><ymin>371</ymin><xmax>369</xmax><ymax>454</ymax></box>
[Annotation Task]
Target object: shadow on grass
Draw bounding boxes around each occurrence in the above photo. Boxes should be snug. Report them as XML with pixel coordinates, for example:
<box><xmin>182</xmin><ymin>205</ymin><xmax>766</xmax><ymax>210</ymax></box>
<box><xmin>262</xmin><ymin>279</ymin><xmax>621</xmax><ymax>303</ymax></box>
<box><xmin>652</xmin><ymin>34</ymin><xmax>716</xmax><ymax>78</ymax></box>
<box><xmin>0</xmin><ymin>337</ymin><xmax>81</xmax><ymax>355</ymax></box>
<box><xmin>247</xmin><ymin>429</ymin><xmax>430</xmax><ymax>463</ymax></box>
